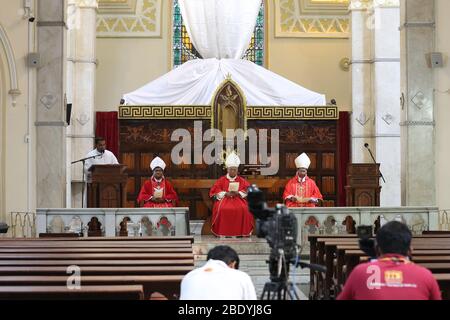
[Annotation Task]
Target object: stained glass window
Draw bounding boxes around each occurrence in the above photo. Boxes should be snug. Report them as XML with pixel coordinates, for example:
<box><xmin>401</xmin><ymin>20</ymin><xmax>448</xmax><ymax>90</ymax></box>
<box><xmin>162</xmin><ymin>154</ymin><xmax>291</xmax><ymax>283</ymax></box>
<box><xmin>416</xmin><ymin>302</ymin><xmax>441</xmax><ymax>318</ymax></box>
<box><xmin>172</xmin><ymin>0</ymin><xmax>265</xmax><ymax>68</ymax></box>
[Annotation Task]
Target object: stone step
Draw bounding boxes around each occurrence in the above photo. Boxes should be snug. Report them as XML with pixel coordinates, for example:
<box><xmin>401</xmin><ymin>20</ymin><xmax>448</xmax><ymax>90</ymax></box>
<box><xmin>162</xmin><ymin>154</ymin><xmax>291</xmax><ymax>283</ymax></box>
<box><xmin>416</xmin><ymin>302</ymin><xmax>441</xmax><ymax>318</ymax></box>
<box><xmin>195</xmin><ymin>254</ymin><xmax>271</xmax><ymax>262</ymax></box>
<box><xmin>192</xmin><ymin>235</ymin><xmax>311</xmax><ymax>300</ymax></box>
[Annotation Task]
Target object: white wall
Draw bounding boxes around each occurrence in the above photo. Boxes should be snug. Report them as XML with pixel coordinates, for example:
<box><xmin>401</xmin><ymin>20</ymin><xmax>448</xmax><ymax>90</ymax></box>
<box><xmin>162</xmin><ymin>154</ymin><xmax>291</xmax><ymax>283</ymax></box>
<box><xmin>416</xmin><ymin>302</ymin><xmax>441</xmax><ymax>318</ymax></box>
<box><xmin>435</xmin><ymin>0</ymin><xmax>450</xmax><ymax>210</ymax></box>
<box><xmin>267</xmin><ymin>0</ymin><xmax>351</xmax><ymax>109</ymax></box>
<box><xmin>95</xmin><ymin>1</ymin><xmax>170</xmax><ymax>111</ymax></box>
<box><xmin>0</xmin><ymin>0</ymin><xmax>37</xmax><ymax>223</ymax></box>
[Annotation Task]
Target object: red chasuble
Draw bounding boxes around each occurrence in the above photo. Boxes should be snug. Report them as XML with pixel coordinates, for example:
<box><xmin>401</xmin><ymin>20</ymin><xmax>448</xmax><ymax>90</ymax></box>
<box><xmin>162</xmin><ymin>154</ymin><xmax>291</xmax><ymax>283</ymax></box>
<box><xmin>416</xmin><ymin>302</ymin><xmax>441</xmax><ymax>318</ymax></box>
<box><xmin>209</xmin><ymin>175</ymin><xmax>254</xmax><ymax>237</ymax></box>
<box><xmin>137</xmin><ymin>177</ymin><xmax>179</xmax><ymax>208</ymax></box>
<box><xmin>283</xmin><ymin>175</ymin><xmax>323</xmax><ymax>208</ymax></box>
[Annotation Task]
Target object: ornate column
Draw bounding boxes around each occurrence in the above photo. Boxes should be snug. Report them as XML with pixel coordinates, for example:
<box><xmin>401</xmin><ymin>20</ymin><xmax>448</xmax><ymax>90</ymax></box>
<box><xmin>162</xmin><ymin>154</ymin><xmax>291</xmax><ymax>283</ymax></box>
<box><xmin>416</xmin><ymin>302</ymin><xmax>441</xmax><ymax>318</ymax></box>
<box><xmin>66</xmin><ymin>0</ymin><xmax>76</xmax><ymax>207</ymax></box>
<box><xmin>350</xmin><ymin>0</ymin><xmax>401</xmax><ymax>206</ymax></box>
<box><xmin>400</xmin><ymin>0</ymin><xmax>436</xmax><ymax>206</ymax></box>
<box><xmin>36</xmin><ymin>0</ymin><xmax>67</xmax><ymax>208</ymax></box>
<box><xmin>372</xmin><ymin>0</ymin><xmax>401</xmax><ymax>206</ymax></box>
<box><xmin>69</xmin><ymin>0</ymin><xmax>98</xmax><ymax>207</ymax></box>
<box><xmin>350</xmin><ymin>0</ymin><xmax>374</xmax><ymax>164</ymax></box>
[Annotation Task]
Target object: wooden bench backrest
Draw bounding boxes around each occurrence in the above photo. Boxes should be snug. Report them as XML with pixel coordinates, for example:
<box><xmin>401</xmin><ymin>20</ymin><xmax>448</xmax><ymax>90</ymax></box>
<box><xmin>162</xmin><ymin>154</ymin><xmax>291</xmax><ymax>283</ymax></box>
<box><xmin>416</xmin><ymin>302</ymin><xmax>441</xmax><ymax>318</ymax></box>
<box><xmin>0</xmin><ymin>259</ymin><xmax>194</xmax><ymax>266</ymax></box>
<box><xmin>0</xmin><ymin>265</ymin><xmax>193</xmax><ymax>276</ymax></box>
<box><xmin>0</xmin><ymin>285</ymin><xmax>144</xmax><ymax>300</ymax></box>
<box><xmin>0</xmin><ymin>253</ymin><xmax>193</xmax><ymax>260</ymax></box>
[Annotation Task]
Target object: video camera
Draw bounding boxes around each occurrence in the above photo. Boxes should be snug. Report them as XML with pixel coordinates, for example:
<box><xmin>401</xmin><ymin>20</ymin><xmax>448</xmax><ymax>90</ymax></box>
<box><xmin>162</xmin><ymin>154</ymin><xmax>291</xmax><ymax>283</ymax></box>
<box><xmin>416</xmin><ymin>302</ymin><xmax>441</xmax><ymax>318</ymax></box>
<box><xmin>357</xmin><ymin>225</ymin><xmax>377</xmax><ymax>259</ymax></box>
<box><xmin>0</xmin><ymin>222</ymin><xmax>9</xmax><ymax>234</ymax></box>
<box><xmin>247</xmin><ymin>184</ymin><xmax>326</xmax><ymax>284</ymax></box>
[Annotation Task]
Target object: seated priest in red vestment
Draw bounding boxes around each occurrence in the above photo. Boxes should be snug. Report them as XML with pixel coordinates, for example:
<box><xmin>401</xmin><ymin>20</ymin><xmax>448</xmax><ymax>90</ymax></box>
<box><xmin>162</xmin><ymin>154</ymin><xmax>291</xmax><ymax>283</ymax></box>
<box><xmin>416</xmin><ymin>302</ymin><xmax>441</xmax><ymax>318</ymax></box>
<box><xmin>137</xmin><ymin>157</ymin><xmax>178</xmax><ymax>208</ymax></box>
<box><xmin>283</xmin><ymin>153</ymin><xmax>323</xmax><ymax>208</ymax></box>
<box><xmin>209</xmin><ymin>152</ymin><xmax>254</xmax><ymax>237</ymax></box>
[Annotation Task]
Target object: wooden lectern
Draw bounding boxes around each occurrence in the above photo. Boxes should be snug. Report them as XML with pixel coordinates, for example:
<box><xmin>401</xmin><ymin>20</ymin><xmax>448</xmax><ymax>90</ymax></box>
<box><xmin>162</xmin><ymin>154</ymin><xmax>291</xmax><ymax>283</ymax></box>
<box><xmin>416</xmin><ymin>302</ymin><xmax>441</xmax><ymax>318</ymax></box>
<box><xmin>87</xmin><ymin>165</ymin><xmax>128</xmax><ymax>208</ymax></box>
<box><xmin>345</xmin><ymin>164</ymin><xmax>381</xmax><ymax>207</ymax></box>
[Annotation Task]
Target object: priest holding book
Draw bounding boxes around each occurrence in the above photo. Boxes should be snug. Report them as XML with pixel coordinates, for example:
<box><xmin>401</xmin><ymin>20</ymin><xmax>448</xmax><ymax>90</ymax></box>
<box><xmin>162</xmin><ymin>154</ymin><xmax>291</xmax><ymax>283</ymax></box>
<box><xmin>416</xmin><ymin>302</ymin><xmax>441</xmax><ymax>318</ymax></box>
<box><xmin>209</xmin><ymin>152</ymin><xmax>254</xmax><ymax>237</ymax></box>
<box><xmin>137</xmin><ymin>157</ymin><xmax>178</xmax><ymax>208</ymax></box>
<box><xmin>283</xmin><ymin>153</ymin><xmax>323</xmax><ymax>208</ymax></box>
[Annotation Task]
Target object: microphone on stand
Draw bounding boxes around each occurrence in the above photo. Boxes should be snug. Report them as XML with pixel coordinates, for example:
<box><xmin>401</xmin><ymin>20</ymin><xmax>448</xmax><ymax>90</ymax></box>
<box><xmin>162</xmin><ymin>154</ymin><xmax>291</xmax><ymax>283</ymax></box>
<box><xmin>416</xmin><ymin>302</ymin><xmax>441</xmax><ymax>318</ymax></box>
<box><xmin>364</xmin><ymin>143</ymin><xmax>386</xmax><ymax>183</ymax></box>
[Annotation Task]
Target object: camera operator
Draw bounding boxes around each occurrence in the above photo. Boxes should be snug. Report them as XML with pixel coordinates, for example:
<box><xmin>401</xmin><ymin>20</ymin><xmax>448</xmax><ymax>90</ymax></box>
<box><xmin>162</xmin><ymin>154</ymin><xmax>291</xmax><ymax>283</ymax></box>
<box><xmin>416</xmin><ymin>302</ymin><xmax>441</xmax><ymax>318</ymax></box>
<box><xmin>180</xmin><ymin>245</ymin><xmax>257</xmax><ymax>300</ymax></box>
<box><xmin>338</xmin><ymin>221</ymin><xmax>441</xmax><ymax>300</ymax></box>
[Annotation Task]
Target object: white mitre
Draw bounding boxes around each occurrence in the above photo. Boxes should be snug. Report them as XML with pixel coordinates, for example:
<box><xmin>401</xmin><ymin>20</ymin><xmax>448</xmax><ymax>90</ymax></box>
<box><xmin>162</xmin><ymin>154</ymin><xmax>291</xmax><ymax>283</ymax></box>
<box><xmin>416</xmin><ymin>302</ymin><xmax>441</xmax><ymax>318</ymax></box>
<box><xmin>295</xmin><ymin>153</ymin><xmax>311</xmax><ymax>169</ymax></box>
<box><xmin>225</xmin><ymin>152</ymin><xmax>241</xmax><ymax>168</ymax></box>
<box><xmin>150</xmin><ymin>157</ymin><xmax>166</xmax><ymax>171</ymax></box>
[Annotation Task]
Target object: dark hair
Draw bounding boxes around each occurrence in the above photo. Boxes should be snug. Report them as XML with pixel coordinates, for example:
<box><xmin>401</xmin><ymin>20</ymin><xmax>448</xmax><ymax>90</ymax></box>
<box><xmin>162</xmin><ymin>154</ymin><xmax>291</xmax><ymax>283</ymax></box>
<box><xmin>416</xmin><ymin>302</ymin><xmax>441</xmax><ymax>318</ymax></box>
<box><xmin>376</xmin><ymin>221</ymin><xmax>412</xmax><ymax>256</ymax></box>
<box><xmin>95</xmin><ymin>137</ymin><xmax>105</xmax><ymax>145</ymax></box>
<box><xmin>207</xmin><ymin>245</ymin><xmax>240</xmax><ymax>269</ymax></box>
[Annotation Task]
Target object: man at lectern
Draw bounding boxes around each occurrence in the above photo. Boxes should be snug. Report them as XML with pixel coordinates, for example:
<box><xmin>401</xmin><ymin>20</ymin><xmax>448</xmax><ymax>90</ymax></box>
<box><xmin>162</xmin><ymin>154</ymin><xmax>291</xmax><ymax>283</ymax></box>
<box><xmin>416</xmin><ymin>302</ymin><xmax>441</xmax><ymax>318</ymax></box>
<box><xmin>84</xmin><ymin>137</ymin><xmax>119</xmax><ymax>182</ymax></box>
<box><xmin>283</xmin><ymin>152</ymin><xmax>323</xmax><ymax>208</ymax></box>
<box><xmin>137</xmin><ymin>157</ymin><xmax>179</xmax><ymax>208</ymax></box>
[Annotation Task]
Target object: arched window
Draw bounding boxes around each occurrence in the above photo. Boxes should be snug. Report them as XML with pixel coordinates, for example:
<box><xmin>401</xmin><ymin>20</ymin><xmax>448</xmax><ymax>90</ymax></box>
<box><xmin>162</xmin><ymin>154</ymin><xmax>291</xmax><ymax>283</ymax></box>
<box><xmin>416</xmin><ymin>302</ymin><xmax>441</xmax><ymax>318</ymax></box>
<box><xmin>172</xmin><ymin>0</ymin><xmax>265</xmax><ymax>68</ymax></box>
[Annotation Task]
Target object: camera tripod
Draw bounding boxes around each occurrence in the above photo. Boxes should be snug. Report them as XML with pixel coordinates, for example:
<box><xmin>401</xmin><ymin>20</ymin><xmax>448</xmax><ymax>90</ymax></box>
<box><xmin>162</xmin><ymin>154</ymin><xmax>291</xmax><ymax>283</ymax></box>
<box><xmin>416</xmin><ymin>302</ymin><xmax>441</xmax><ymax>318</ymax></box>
<box><xmin>260</xmin><ymin>280</ymin><xmax>300</xmax><ymax>300</ymax></box>
<box><xmin>260</xmin><ymin>250</ymin><xmax>327</xmax><ymax>300</ymax></box>
<box><xmin>260</xmin><ymin>250</ymin><xmax>301</xmax><ymax>300</ymax></box>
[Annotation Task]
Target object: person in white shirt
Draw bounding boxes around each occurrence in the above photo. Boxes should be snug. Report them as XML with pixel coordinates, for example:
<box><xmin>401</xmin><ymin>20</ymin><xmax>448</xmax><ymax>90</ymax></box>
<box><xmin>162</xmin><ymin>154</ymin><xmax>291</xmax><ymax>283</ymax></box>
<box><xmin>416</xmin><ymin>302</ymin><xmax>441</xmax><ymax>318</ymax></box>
<box><xmin>180</xmin><ymin>245</ymin><xmax>257</xmax><ymax>300</ymax></box>
<box><xmin>81</xmin><ymin>137</ymin><xmax>119</xmax><ymax>207</ymax></box>
<box><xmin>84</xmin><ymin>137</ymin><xmax>119</xmax><ymax>182</ymax></box>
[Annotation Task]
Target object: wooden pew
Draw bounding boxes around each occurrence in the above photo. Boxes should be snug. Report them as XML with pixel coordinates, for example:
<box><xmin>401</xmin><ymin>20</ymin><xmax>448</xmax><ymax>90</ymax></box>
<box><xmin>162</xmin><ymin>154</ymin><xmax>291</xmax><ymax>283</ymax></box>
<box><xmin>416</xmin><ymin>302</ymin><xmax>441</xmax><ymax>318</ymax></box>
<box><xmin>0</xmin><ymin>259</ymin><xmax>194</xmax><ymax>266</ymax></box>
<box><xmin>0</xmin><ymin>240</ymin><xmax>192</xmax><ymax>248</ymax></box>
<box><xmin>0</xmin><ymin>248</ymin><xmax>193</xmax><ymax>253</ymax></box>
<box><xmin>1</xmin><ymin>236</ymin><xmax>194</xmax><ymax>242</ymax></box>
<box><xmin>434</xmin><ymin>274</ymin><xmax>450</xmax><ymax>300</ymax></box>
<box><xmin>310</xmin><ymin>235</ymin><xmax>450</xmax><ymax>299</ymax></box>
<box><xmin>0</xmin><ymin>285</ymin><xmax>144</xmax><ymax>300</ymax></box>
<box><xmin>0</xmin><ymin>276</ymin><xmax>182</xmax><ymax>300</ymax></box>
<box><xmin>309</xmin><ymin>235</ymin><xmax>450</xmax><ymax>299</ymax></box>
<box><xmin>0</xmin><ymin>266</ymin><xmax>193</xmax><ymax>276</ymax></box>
<box><xmin>0</xmin><ymin>237</ymin><xmax>194</xmax><ymax>300</ymax></box>
<box><xmin>334</xmin><ymin>245</ymin><xmax>450</xmax><ymax>294</ymax></box>
<box><xmin>0</xmin><ymin>253</ymin><xmax>193</xmax><ymax>260</ymax></box>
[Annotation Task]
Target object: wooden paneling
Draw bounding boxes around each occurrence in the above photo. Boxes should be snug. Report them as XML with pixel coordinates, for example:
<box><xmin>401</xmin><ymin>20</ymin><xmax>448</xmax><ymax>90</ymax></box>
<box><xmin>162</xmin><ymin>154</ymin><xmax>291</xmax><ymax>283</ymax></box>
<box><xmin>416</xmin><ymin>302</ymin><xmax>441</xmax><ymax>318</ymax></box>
<box><xmin>285</xmin><ymin>153</ymin><xmax>298</xmax><ymax>170</ymax></box>
<box><xmin>140</xmin><ymin>153</ymin><xmax>152</xmax><ymax>171</ymax></box>
<box><xmin>309</xmin><ymin>153</ymin><xmax>317</xmax><ymax>170</ymax></box>
<box><xmin>120</xmin><ymin>119</ymin><xmax>340</xmax><ymax>219</ymax></box>
<box><xmin>126</xmin><ymin>177</ymin><xmax>135</xmax><ymax>195</ymax></box>
<box><xmin>322</xmin><ymin>153</ymin><xmax>335</xmax><ymax>170</ymax></box>
<box><xmin>195</xmin><ymin>201</ymin><xmax>209</xmax><ymax>220</ymax></box>
<box><xmin>122</xmin><ymin>153</ymin><xmax>135</xmax><ymax>171</ymax></box>
<box><xmin>323</xmin><ymin>200</ymin><xmax>335</xmax><ymax>207</ymax></box>
<box><xmin>322</xmin><ymin>176</ymin><xmax>335</xmax><ymax>194</ymax></box>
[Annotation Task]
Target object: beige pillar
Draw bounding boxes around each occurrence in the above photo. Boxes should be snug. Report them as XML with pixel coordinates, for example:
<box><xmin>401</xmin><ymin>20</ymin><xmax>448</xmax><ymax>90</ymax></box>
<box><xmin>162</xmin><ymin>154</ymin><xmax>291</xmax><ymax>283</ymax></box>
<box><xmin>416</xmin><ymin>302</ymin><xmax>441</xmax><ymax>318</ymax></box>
<box><xmin>68</xmin><ymin>0</ymin><xmax>98</xmax><ymax>208</ymax></box>
<box><xmin>36</xmin><ymin>0</ymin><xmax>67</xmax><ymax>208</ymax></box>
<box><xmin>400</xmin><ymin>0</ymin><xmax>436</xmax><ymax>206</ymax></box>
<box><xmin>350</xmin><ymin>0</ymin><xmax>401</xmax><ymax>206</ymax></box>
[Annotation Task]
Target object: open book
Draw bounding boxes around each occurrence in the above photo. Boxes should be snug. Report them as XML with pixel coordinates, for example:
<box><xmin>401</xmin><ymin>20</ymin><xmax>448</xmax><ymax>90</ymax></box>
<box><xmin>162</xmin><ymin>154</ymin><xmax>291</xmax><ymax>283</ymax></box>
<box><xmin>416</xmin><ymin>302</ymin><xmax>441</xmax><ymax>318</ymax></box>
<box><xmin>153</xmin><ymin>188</ymin><xmax>164</xmax><ymax>199</ymax></box>
<box><xmin>297</xmin><ymin>197</ymin><xmax>312</xmax><ymax>203</ymax></box>
<box><xmin>228</xmin><ymin>182</ymin><xmax>240</xmax><ymax>192</ymax></box>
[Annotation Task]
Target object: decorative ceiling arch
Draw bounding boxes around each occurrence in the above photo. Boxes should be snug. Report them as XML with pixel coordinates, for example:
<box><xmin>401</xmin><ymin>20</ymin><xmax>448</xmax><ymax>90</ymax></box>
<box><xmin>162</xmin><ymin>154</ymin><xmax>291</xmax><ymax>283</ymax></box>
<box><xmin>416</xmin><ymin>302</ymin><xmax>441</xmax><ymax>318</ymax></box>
<box><xmin>0</xmin><ymin>24</ymin><xmax>21</xmax><ymax>105</ymax></box>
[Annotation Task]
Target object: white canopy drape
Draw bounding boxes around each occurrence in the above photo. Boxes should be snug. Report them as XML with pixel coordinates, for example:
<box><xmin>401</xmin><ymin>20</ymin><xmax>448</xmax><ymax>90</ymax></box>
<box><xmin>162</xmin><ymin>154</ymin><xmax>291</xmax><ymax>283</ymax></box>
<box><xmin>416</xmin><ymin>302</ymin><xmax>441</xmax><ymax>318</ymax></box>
<box><xmin>178</xmin><ymin>0</ymin><xmax>261</xmax><ymax>59</ymax></box>
<box><xmin>122</xmin><ymin>0</ymin><xmax>326</xmax><ymax>106</ymax></box>
<box><xmin>123</xmin><ymin>58</ymin><xmax>326</xmax><ymax>106</ymax></box>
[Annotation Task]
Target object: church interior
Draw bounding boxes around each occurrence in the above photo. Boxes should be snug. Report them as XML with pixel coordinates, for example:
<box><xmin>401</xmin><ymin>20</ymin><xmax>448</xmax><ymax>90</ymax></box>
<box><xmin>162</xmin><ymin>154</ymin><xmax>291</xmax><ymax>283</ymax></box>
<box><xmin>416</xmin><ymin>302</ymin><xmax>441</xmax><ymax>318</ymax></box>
<box><xmin>1</xmin><ymin>0</ymin><xmax>450</xmax><ymax>301</ymax></box>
